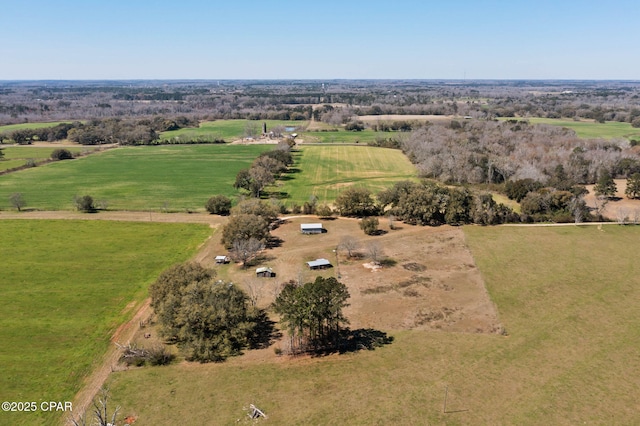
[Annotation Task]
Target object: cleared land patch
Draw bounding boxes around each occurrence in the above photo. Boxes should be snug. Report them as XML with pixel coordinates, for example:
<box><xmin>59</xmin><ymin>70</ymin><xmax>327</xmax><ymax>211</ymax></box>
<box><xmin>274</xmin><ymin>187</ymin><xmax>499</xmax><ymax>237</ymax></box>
<box><xmin>105</xmin><ymin>224</ymin><xmax>640</xmax><ymax>424</ymax></box>
<box><xmin>160</xmin><ymin>119</ymin><xmax>307</xmax><ymax>142</ymax></box>
<box><xmin>278</xmin><ymin>145</ymin><xmax>417</xmax><ymax>205</ymax></box>
<box><xmin>0</xmin><ymin>144</ymin><xmax>272</xmax><ymax>211</ymax></box>
<box><xmin>503</xmin><ymin>117</ymin><xmax>640</xmax><ymax>140</ymax></box>
<box><xmin>0</xmin><ymin>219</ymin><xmax>211</xmax><ymax>426</ymax></box>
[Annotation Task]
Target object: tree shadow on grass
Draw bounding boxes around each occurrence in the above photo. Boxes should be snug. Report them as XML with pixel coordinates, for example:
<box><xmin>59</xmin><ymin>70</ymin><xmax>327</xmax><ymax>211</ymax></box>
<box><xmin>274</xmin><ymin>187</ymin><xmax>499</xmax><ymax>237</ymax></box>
<box><xmin>338</xmin><ymin>328</ymin><xmax>394</xmax><ymax>353</ymax></box>
<box><xmin>248</xmin><ymin>310</ymin><xmax>282</xmax><ymax>350</ymax></box>
<box><xmin>310</xmin><ymin>328</ymin><xmax>394</xmax><ymax>356</ymax></box>
<box><xmin>266</xmin><ymin>235</ymin><xmax>284</xmax><ymax>248</ymax></box>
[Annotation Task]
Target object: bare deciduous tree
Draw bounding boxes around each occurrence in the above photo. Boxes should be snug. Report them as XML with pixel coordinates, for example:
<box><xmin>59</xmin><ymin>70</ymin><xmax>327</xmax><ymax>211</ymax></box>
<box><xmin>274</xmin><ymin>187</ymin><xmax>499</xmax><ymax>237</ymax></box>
<box><xmin>367</xmin><ymin>243</ymin><xmax>384</xmax><ymax>265</ymax></box>
<box><xmin>229</xmin><ymin>237</ymin><xmax>265</xmax><ymax>267</ymax></box>
<box><xmin>70</xmin><ymin>387</ymin><xmax>120</xmax><ymax>426</ymax></box>
<box><xmin>9</xmin><ymin>192</ymin><xmax>26</xmax><ymax>211</ymax></box>
<box><xmin>339</xmin><ymin>236</ymin><xmax>360</xmax><ymax>258</ymax></box>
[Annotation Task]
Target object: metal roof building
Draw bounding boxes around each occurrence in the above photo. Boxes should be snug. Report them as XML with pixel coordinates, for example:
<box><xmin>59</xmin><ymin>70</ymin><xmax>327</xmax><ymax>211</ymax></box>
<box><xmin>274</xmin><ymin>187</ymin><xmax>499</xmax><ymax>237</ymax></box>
<box><xmin>300</xmin><ymin>223</ymin><xmax>324</xmax><ymax>234</ymax></box>
<box><xmin>306</xmin><ymin>258</ymin><xmax>332</xmax><ymax>269</ymax></box>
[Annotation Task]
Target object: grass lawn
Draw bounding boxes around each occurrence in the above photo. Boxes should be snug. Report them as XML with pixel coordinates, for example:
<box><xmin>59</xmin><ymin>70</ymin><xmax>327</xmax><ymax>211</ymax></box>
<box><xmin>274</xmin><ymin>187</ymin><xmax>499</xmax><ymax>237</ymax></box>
<box><xmin>0</xmin><ymin>144</ymin><xmax>272</xmax><ymax>211</ymax></box>
<box><xmin>0</xmin><ymin>220</ymin><xmax>211</xmax><ymax>426</ymax></box>
<box><xmin>106</xmin><ymin>225</ymin><xmax>640</xmax><ymax>425</ymax></box>
<box><xmin>277</xmin><ymin>145</ymin><xmax>417</xmax><ymax>205</ymax></box>
<box><xmin>503</xmin><ymin>117</ymin><xmax>640</xmax><ymax>140</ymax></box>
<box><xmin>160</xmin><ymin>120</ymin><xmax>308</xmax><ymax>141</ymax></box>
<box><xmin>0</xmin><ymin>146</ymin><xmax>84</xmax><ymax>172</ymax></box>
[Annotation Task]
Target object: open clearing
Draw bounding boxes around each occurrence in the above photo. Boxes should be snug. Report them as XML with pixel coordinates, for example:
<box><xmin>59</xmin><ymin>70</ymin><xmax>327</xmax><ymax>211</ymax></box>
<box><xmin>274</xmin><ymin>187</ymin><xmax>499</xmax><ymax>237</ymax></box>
<box><xmin>160</xmin><ymin>119</ymin><xmax>307</xmax><ymax>142</ymax></box>
<box><xmin>278</xmin><ymin>145</ymin><xmax>417</xmax><ymax>205</ymax></box>
<box><xmin>0</xmin><ymin>144</ymin><xmax>271</xmax><ymax>211</ymax></box>
<box><xmin>0</xmin><ymin>220</ymin><xmax>211</xmax><ymax>426</ymax></box>
<box><xmin>503</xmin><ymin>117</ymin><xmax>640</xmax><ymax>140</ymax></box>
<box><xmin>103</xmin><ymin>223</ymin><xmax>640</xmax><ymax>425</ymax></box>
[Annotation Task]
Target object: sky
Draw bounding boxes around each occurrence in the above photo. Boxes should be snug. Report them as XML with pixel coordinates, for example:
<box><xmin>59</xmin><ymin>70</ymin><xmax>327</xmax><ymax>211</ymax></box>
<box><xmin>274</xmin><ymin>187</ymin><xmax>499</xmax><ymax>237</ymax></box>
<box><xmin>1</xmin><ymin>0</ymin><xmax>638</xmax><ymax>80</ymax></box>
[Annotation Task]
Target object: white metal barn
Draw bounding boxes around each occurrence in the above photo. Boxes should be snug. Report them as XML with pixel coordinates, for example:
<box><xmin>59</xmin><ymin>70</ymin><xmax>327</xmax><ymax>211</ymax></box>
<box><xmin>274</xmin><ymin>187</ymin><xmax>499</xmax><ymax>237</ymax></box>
<box><xmin>300</xmin><ymin>223</ymin><xmax>324</xmax><ymax>234</ymax></box>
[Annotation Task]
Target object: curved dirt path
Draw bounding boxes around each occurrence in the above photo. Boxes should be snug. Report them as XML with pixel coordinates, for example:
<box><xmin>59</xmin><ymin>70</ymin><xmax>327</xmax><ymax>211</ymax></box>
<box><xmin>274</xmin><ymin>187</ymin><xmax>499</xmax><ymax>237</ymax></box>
<box><xmin>71</xmin><ymin>300</ymin><xmax>153</xmax><ymax>423</ymax></box>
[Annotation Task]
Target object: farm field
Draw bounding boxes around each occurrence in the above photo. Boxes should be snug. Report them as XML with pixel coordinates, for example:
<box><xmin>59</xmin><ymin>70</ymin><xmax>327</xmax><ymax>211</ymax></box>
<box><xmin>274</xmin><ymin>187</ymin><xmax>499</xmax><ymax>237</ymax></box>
<box><xmin>279</xmin><ymin>145</ymin><xmax>417</xmax><ymax>205</ymax></box>
<box><xmin>105</xmin><ymin>224</ymin><xmax>640</xmax><ymax>425</ymax></box>
<box><xmin>0</xmin><ymin>146</ymin><xmax>84</xmax><ymax>172</ymax></box>
<box><xmin>300</xmin><ymin>128</ymin><xmax>381</xmax><ymax>144</ymax></box>
<box><xmin>160</xmin><ymin>118</ymin><xmax>392</xmax><ymax>144</ymax></box>
<box><xmin>0</xmin><ymin>220</ymin><xmax>211</xmax><ymax>426</ymax></box>
<box><xmin>503</xmin><ymin>117</ymin><xmax>640</xmax><ymax>140</ymax></box>
<box><xmin>160</xmin><ymin>119</ymin><xmax>307</xmax><ymax>141</ymax></box>
<box><xmin>0</xmin><ymin>144</ymin><xmax>271</xmax><ymax>211</ymax></box>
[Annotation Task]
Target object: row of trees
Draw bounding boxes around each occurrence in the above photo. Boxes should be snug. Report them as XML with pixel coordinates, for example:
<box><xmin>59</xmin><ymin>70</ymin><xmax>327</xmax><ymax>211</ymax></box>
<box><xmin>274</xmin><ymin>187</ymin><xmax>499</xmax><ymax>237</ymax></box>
<box><xmin>334</xmin><ymin>182</ymin><xmax>518</xmax><ymax>225</ymax></box>
<box><xmin>234</xmin><ymin>143</ymin><xmax>293</xmax><ymax>197</ymax></box>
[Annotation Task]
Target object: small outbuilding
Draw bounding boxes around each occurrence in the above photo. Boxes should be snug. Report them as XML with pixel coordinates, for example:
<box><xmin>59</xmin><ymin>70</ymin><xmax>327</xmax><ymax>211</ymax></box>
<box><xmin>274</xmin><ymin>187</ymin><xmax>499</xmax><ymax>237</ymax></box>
<box><xmin>215</xmin><ymin>255</ymin><xmax>230</xmax><ymax>264</ymax></box>
<box><xmin>256</xmin><ymin>267</ymin><xmax>275</xmax><ymax>278</ymax></box>
<box><xmin>300</xmin><ymin>223</ymin><xmax>325</xmax><ymax>234</ymax></box>
<box><xmin>306</xmin><ymin>258</ymin><xmax>332</xmax><ymax>270</ymax></box>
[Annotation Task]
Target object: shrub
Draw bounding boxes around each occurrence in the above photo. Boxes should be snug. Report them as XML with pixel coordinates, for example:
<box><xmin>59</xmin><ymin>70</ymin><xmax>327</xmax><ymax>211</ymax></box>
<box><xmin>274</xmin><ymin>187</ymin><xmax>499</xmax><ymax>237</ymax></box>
<box><xmin>51</xmin><ymin>148</ymin><xmax>74</xmax><ymax>160</ymax></box>
<box><xmin>205</xmin><ymin>195</ymin><xmax>232</xmax><ymax>215</ymax></box>
<box><xmin>74</xmin><ymin>195</ymin><xmax>95</xmax><ymax>212</ymax></box>
<box><xmin>360</xmin><ymin>217</ymin><xmax>380</xmax><ymax>235</ymax></box>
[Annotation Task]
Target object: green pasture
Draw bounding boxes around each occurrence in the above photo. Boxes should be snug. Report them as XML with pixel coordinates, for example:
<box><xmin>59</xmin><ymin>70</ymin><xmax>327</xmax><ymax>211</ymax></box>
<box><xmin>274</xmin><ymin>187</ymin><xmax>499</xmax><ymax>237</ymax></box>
<box><xmin>0</xmin><ymin>146</ymin><xmax>84</xmax><ymax>172</ymax></box>
<box><xmin>299</xmin><ymin>128</ymin><xmax>381</xmax><ymax>144</ymax></box>
<box><xmin>160</xmin><ymin>120</ymin><xmax>308</xmax><ymax>141</ymax></box>
<box><xmin>106</xmin><ymin>225</ymin><xmax>640</xmax><ymax>424</ymax></box>
<box><xmin>0</xmin><ymin>220</ymin><xmax>210</xmax><ymax>426</ymax></box>
<box><xmin>0</xmin><ymin>122</ymin><xmax>72</xmax><ymax>133</ymax></box>
<box><xmin>0</xmin><ymin>144</ymin><xmax>271</xmax><ymax>211</ymax></box>
<box><xmin>504</xmin><ymin>117</ymin><xmax>640</xmax><ymax>140</ymax></box>
<box><xmin>278</xmin><ymin>145</ymin><xmax>417</xmax><ymax>205</ymax></box>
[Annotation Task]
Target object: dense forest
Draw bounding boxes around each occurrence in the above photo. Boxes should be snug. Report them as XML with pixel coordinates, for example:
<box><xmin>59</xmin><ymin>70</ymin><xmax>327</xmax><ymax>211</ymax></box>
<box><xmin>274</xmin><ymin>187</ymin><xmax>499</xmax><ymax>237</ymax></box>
<box><xmin>1</xmin><ymin>80</ymin><xmax>639</xmax><ymax>125</ymax></box>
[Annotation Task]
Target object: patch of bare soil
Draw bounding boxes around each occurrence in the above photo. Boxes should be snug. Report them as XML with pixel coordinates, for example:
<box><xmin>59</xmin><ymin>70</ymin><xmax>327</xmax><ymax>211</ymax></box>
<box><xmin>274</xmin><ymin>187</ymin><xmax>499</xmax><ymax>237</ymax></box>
<box><xmin>206</xmin><ymin>216</ymin><xmax>502</xmax><ymax>335</ymax></box>
<box><xmin>584</xmin><ymin>179</ymin><xmax>640</xmax><ymax>221</ymax></box>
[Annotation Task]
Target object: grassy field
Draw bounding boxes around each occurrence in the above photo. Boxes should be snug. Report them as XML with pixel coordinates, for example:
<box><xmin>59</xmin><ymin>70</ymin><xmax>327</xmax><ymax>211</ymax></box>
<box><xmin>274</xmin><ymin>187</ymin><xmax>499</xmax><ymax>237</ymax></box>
<box><xmin>504</xmin><ymin>117</ymin><xmax>640</xmax><ymax>140</ymax></box>
<box><xmin>299</xmin><ymin>129</ymin><xmax>382</xmax><ymax>144</ymax></box>
<box><xmin>0</xmin><ymin>144</ymin><xmax>271</xmax><ymax>211</ymax></box>
<box><xmin>160</xmin><ymin>120</ymin><xmax>308</xmax><ymax>141</ymax></box>
<box><xmin>0</xmin><ymin>220</ymin><xmax>211</xmax><ymax>426</ymax></box>
<box><xmin>160</xmin><ymin>119</ymin><xmax>388</xmax><ymax>144</ymax></box>
<box><xmin>0</xmin><ymin>146</ymin><xmax>84</xmax><ymax>172</ymax></box>
<box><xmin>0</xmin><ymin>122</ymin><xmax>73</xmax><ymax>133</ymax></box>
<box><xmin>279</xmin><ymin>145</ymin><xmax>417</xmax><ymax>205</ymax></box>
<box><xmin>105</xmin><ymin>225</ymin><xmax>640</xmax><ymax>425</ymax></box>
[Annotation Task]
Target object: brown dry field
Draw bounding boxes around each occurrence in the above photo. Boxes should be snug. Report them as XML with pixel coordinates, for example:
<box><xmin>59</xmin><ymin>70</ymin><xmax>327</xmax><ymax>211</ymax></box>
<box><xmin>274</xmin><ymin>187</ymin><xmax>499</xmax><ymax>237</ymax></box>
<box><xmin>194</xmin><ymin>215</ymin><xmax>501</xmax><ymax>338</ymax></box>
<box><xmin>585</xmin><ymin>178</ymin><xmax>640</xmax><ymax>220</ymax></box>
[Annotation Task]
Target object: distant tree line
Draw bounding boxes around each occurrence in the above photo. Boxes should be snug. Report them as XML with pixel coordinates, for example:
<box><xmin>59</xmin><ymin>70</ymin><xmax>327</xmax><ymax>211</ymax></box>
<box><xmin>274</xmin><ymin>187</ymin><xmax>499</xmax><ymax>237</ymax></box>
<box><xmin>2</xmin><ymin>80</ymin><xmax>639</xmax><ymax>129</ymax></box>
<box><xmin>0</xmin><ymin>116</ymin><xmax>198</xmax><ymax>145</ymax></box>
